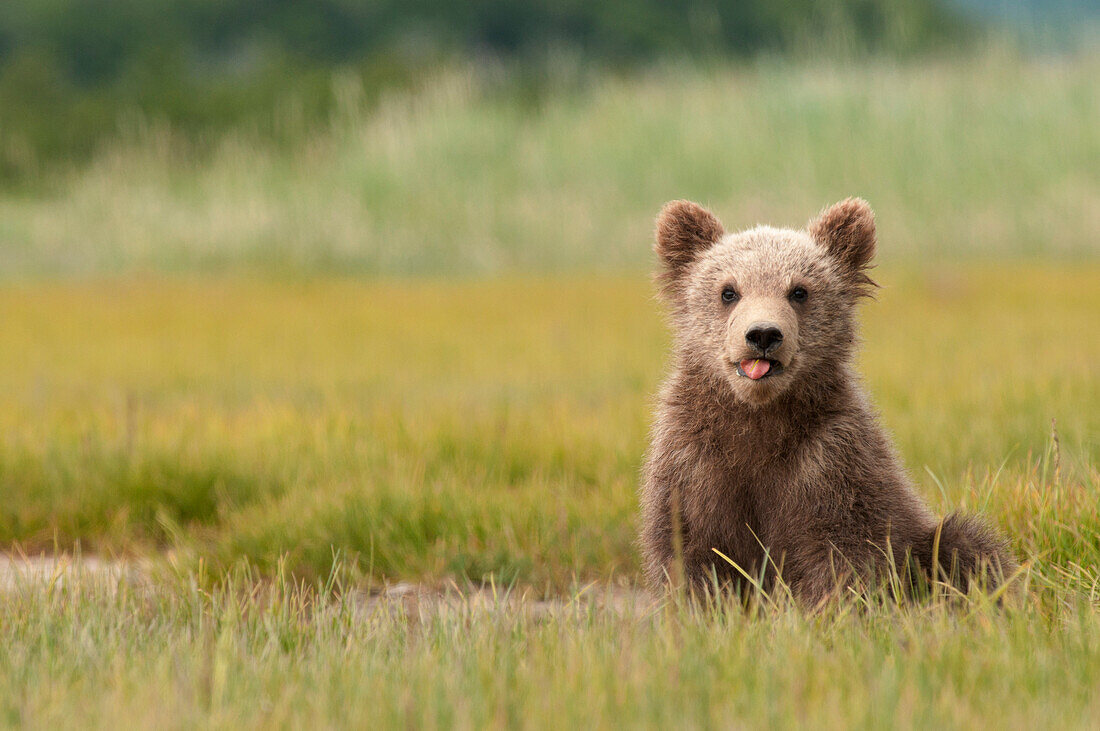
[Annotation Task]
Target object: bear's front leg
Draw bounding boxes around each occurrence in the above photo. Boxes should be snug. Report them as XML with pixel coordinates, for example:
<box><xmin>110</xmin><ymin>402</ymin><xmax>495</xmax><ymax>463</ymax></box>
<box><xmin>774</xmin><ymin>542</ymin><xmax>857</xmax><ymax>608</ymax></box>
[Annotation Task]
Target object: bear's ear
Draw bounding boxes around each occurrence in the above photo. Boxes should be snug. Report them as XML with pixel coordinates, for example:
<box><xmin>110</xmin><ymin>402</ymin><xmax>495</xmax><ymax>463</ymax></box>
<box><xmin>808</xmin><ymin>198</ymin><xmax>878</xmax><ymax>296</ymax></box>
<box><xmin>655</xmin><ymin>200</ymin><xmax>725</xmax><ymax>278</ymax></box>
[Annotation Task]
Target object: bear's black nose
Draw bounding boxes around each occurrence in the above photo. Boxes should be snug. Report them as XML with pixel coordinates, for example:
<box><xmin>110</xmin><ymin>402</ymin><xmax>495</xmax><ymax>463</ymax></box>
<box><xmin>746</xmin><ymin>325</ymin><xmax>783</xmax><ymax>354</ymax></box>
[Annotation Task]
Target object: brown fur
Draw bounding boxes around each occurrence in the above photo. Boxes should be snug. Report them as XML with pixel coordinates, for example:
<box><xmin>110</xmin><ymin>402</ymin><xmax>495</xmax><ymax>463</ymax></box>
<box><xmin>640</xmin><ymin>198</ymin><xmax>1017</xmax><ymax>605</ymax></box>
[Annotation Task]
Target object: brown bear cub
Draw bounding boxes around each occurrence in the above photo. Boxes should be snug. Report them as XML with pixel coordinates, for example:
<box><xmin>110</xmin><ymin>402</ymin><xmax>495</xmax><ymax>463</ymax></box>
<box><xmin>640</xmin><ymin>198</ymin><xmax>1017</xmax><ymax>605</ymax></box>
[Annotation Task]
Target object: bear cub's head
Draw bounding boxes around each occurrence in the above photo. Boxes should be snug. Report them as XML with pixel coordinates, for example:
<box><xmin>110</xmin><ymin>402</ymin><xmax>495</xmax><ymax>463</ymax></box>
<box><xmin>655</xmin><ymin>198</ymin><xmax>878</xmax><ymax>407</ymax></box>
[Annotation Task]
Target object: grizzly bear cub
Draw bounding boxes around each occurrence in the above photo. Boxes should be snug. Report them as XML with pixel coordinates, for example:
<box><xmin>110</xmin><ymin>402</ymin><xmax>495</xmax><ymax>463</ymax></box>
<box><xmin>639</xmin><ymin>198</ymin><xmax>1017</xmax><ymax>604</ymax></box>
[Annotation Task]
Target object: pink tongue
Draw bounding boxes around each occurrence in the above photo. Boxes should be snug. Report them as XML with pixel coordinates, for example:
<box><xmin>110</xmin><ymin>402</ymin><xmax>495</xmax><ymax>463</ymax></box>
<box><xmin>740</xmin><ymin>359</ymin><xmax>771</xmax><ymax>380</ymax></box>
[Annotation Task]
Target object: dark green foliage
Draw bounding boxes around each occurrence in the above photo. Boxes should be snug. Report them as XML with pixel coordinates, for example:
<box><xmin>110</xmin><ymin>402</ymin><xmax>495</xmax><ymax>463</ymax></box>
<box><xmin>0</xmin><ymin>1</ymin><xmax>970</xmax><ymax>75</ymax></box>
<box><xmin>0</xmin><ymin>0</ymin><xmax>971</xmax><ymax>183</ymax></box>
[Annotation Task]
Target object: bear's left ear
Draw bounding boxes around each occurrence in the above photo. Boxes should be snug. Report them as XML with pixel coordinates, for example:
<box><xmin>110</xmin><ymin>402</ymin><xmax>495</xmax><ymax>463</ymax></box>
<box><xmin>808</xmin><ymin>198</ymin><xmax>878</xmax><ymax>295</ymax></box>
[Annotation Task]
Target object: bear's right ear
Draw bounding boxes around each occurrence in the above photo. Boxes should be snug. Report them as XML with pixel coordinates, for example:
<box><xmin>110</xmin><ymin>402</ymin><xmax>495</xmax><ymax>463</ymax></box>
<box><xmin>655</xmin><ymin>200</ymin><xmax>725</xmax><ymax>279</ymax></box>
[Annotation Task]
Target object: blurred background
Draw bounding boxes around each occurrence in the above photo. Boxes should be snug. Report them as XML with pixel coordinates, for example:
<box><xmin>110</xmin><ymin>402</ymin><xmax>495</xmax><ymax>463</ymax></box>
<box><xmin>0</xmin><ymin>1</ymin><xmax>1097</xmax><ymax>586</ymax></box>
<box><xmin>0</xmin><ymin>0</ymin><xmax>1096</xmax><ymax>274</ymax></box>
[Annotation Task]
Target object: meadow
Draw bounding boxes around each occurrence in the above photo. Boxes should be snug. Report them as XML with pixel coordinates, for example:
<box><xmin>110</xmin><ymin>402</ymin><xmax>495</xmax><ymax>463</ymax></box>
<box><xmin>2</xmin><ymin>52</ymin><xmax>1097</xmax><ymax>277</ymax></box>
<box><xmin>1</xmin><ymin>53</ymin><xmax>1098</xmax><ymax>728</ymax></box>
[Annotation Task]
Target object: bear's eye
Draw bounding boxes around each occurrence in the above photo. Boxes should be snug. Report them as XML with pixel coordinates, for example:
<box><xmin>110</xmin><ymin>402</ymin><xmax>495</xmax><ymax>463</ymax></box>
<box><xmin>789</xmin><ymin>287</ymin><xmax>808</xmax><ymax>303</ymax></box>
<box><xmin>721</xmin><ymin>286</ymin><xmax>739</xmax><ymax>304</ymax></box>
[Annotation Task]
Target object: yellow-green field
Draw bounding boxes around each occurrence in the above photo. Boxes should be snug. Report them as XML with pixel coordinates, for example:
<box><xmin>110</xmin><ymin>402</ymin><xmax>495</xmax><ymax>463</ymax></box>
<box><xmin>1</xmin><ymin>267</ymin><xmax>1098</xmax><ymax>590</ymax></box>
<box><xmin>2</xmin><ymin>54</ymin><xmax>1099</xmax><ymax>728</ymax></box>
<box><xmin>1</xmin><ymin>267</ymin><xmax>1099</xmax><ymax>728</ymax></box>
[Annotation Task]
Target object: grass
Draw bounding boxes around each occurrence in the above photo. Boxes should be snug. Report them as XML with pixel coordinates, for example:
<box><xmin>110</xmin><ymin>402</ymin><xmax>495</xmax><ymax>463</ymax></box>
<box><xmin>0</xmin><ymin>266</ymin><xmax>1097</xmax><ymax>590</ymax></box>
<box><xmin>1</xmin><ymin>51</ymin><xmax>1097</xmax><ymax>277</ymax></box>
<box><xmin>2</xmin><ymin>563</ymin><xmax>1100</xmax><ymax>729</ymax></box>
<box><xmin>0</xmin><ymin>54</ymin><xmax>1098</xmax><ymax>727</ymax></box>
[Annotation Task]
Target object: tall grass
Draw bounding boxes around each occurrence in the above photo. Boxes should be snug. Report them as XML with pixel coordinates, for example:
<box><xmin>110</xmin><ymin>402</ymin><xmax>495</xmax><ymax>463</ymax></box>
<box><xmin>2</xmin><ymin>562</ymin><xmax>1100</xmax><ymax>729</ymax></box>
<box><xmin>1</xmin><ymin>51</ymin><xmax>1097</xmax><ymax>277</ymax></box>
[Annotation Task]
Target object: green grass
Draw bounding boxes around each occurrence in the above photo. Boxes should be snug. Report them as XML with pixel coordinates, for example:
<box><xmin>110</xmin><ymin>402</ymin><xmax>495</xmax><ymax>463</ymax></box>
<box><xmin>1</xmin><ymin>52</ymin><xmax>1097</xmax><ymax>277</ymax></box>
<box><xmin>1</xmin><ymin>54</ymin><xmax>1099</xmax><ymax>727</ymax></box>
<box><xmin>2</xmin><ymin>563</ymin><xmax>1100</xmax><ymax>729</ymax></box>
<box><xmin>0</xmin><ymin>267</ymin><xmax>1097</xmax><ymax>590</ymax></box>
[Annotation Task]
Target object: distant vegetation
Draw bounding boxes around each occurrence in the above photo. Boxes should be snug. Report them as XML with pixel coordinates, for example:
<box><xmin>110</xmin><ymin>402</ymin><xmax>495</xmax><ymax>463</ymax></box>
<box><xmin>0</xmin><ymin>0</ymin><xmax>973</xmax><ymax>183</ymax></box>
<box><xmin>2</xmin><ymin>56</ymin><xmax>1096</xmax><ymax>278</ymax></box>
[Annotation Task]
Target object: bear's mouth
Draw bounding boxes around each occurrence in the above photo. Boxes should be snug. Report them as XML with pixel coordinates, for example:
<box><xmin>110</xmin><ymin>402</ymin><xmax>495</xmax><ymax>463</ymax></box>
<box><xmin>736</xmin><ymin>358</ymin><xmax>784</xmax><ymax>380</ymax></box>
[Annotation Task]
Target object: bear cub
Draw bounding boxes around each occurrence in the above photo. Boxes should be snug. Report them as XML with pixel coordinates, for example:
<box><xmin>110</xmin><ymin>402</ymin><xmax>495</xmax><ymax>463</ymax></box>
<box><xmin>640</xmin><ymin>198</ymin><xmax>1017</xmax><ymax>604</ymax></box>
